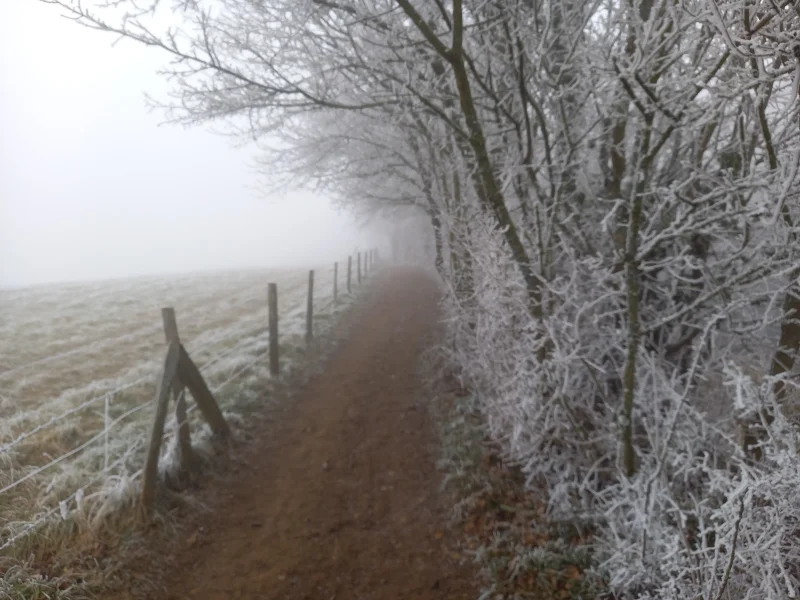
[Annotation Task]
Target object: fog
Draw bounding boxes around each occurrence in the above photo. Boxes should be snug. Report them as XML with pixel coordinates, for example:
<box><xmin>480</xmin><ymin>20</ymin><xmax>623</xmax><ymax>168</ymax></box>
<box><xmin>0</xmin><ymin>1</ymin><xmax>379</xmax><ymax>289</ymax></box>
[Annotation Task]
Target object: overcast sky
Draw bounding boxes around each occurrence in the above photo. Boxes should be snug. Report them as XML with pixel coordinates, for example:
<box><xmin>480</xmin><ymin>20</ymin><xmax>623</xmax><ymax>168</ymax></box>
<box><xmin>0</xmin><ymin>0</ymin><xmax>378</xmax><ymax>288</ymax></box>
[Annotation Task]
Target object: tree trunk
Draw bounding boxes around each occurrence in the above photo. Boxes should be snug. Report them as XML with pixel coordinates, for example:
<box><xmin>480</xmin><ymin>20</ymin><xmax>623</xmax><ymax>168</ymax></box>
<box><xmin>429</xmin><ymin>208</ymin><xmax>446</xmax><ymax>278</ymax></box>
<box><xmin>449</xmin><ymin>169</ymin><xmax>475</xmax><ymax>306</ymax></box>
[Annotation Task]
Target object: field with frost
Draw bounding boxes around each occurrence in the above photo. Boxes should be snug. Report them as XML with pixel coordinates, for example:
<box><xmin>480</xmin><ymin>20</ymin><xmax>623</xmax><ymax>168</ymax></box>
<box><xmin>0</xmin><ymin>265</ymin><xmax>346</xmax><ymax>558</ymax></box>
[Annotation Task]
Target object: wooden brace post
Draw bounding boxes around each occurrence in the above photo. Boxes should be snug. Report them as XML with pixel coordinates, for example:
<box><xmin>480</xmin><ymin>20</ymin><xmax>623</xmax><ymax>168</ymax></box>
<box><xmin>268</xmin><ymin>283</ymin><xmax>279</xmax><ymax>376</ymax></box>
<box><xmin>306</xmin><ymin>270</ymin><xmax>315</xmax><ymax>343</ymax></box>
<box><xmin>142</xmin><ymin>340</ymin><xmax>181</xmax><ymax>509</ymax></box>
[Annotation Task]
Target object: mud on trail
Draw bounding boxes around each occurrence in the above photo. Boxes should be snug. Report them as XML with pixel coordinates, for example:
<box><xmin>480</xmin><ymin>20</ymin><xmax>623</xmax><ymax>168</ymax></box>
<box><xmin>157</xmin><ymin>269</ymin><xmax>476</xmax><ymax>600</ymax></box>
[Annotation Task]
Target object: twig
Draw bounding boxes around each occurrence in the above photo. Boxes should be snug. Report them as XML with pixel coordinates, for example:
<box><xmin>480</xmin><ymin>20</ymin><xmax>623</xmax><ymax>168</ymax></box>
<box><xmin>714</xmin><ymin>493</ymin><xmax>746</xmax><ymax>600</ymax></box>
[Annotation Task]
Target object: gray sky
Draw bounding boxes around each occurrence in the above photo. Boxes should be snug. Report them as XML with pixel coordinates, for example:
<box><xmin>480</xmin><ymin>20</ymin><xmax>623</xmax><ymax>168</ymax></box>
<box><xmin>0</xmin><ymin>0</ymin><xmax>376</xmax><ymax>288</ymax></box>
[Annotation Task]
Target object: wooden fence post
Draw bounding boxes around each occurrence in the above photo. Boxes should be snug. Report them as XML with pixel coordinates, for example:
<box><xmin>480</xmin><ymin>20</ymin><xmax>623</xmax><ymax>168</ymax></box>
<box><xmin>176</xmin><ymin>347</ymin><xmax>230</xmax><ymax>439</ymax></box>
<box><xmin>142</xmin><ymin>341</ymin><xmax>181</xmax><ymax>509</ymax></box>
<box><xmin>358</xmin><ymin>252</ymin><xmax>362</xmax><ymax>284</ymax></box>
<box><xmin>333</xmin><ymin>262</ymin><xmax>338</xmax><ymax>304</ymax></box>
<box><xmin>268</xmin><ymin>283</ymin><xmax>279</xmax><ymax>377</ymax></box>
<box><xmin>306</xmin><ymin>269</ymin><xmax>314</xmax><ymax>343</ymax></box>
<box><xmin>161</xmin><ymin>308</ymin><xmax>193</xmax><ymax>475</ymax></box>
<box><xmin>347</xmin><ymin>256</ymin><xmax>352</xmax><ymax>293</ymax></box>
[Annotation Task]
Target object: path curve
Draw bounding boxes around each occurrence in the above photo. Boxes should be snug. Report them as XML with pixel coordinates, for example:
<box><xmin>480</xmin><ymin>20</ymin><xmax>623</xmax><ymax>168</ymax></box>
<box><xmin>161</xmin><ymin>268</ymin><xmax>475</xmax><ymax>600</ymax></box>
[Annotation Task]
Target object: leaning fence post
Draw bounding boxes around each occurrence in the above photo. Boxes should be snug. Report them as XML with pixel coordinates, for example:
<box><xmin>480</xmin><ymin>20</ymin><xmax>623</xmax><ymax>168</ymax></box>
<box><xmin>347</xmin><ymin>256</ymin><xmax>352</xmax><ymax>293</ymax></box>
<box><xmin>161</xmin><ymin>308</ymin><xmax>193</xmax><ymax>475</ymax></box>
<box><xmin>177</xmin><ymin>347</ymin><xmax>230</xmax><ymax>438</ymax></box>
<box><xmin>306</xmin><ymin>269</ymin><xmax>314</xmax><ymax>343</ymax></box>
<box><xmin>268</xmin><ymin>283</ymin><xmax>279</xmax><ymax>376</ymax></box>
<box><xmin>357</xmin><ymin>252</ymin><xmax>362</xmax><ymax>284</ymax></box>
<box><xmin>333</xmin><ymin>262</ymin><xmax>338</xmax><ymax>304</ymax></box>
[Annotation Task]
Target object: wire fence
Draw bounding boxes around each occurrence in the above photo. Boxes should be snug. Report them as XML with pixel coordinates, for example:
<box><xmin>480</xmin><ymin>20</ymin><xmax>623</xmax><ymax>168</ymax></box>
<box><xmin>0</xmin><ymin>254</ymin><xmax>378</xmax><ymax>554</ymax></box>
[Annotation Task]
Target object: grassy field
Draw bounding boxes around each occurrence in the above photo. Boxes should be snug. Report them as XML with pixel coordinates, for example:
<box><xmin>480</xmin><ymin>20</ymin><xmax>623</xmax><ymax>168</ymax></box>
<box><xmin>0</xmin><ymin>265</ymin><xmax>345</xmax><ymax>563</ymax></box>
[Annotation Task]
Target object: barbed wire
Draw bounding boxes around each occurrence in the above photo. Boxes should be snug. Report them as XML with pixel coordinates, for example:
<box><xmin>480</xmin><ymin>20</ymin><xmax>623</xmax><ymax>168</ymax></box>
<box><xmin>186</xmin><ymin>353</ymin><xmax>268</xmax><ymax>420</ymax></box>
<box><xmin>0</xmin><ymin>287</ymin><xmax>316</xmax><ymax>500</ymax></box>
<box><xmin>0</xmin><ymin>260</ymin><xmax>364</xmax><ymax>555</ymax></box>
<box><xmin>0</xmin><ymin>374</ymin><xmax>153</xmax><ymax>456</ymax></box>
<box><xmin>197</xmin><ymin>331</ymin><xmax>267</xmax><ymax>372</ymax></box>
<box><xmin>0</xmin><ymin>452</ymin><xmax>139</xmax><ymax>553</ymax></box>
<box><xmin>0</xmin><ymin>278</ymin><xmax>313</xmax><ymax>426</ymax></box>
<box><xmin>0</xmin><ymin>398</ymin><xmax>154</xmax><ymax>497</ymax></box>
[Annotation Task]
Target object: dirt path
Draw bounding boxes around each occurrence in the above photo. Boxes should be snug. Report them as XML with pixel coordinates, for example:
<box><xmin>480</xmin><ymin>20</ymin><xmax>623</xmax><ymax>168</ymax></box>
<box><xmin>161</xmin><ymin>268</ymin><xmax>476</xmax><ymax>600</ymax></box>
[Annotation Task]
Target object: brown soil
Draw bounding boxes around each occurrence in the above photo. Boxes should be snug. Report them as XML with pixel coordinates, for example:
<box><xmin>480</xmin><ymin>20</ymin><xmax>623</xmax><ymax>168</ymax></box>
<box><xmin>158</xmin><ymin>268</ymin><xmax>476</xmax><ymax>600</ymax></box>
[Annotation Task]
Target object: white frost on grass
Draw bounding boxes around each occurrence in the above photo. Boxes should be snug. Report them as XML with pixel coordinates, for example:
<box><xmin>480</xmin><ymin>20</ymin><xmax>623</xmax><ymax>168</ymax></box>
<box><xmin>0</xmin><ymin>262</ymin><xmax>365</xmax><ymax>557</ymax></box>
